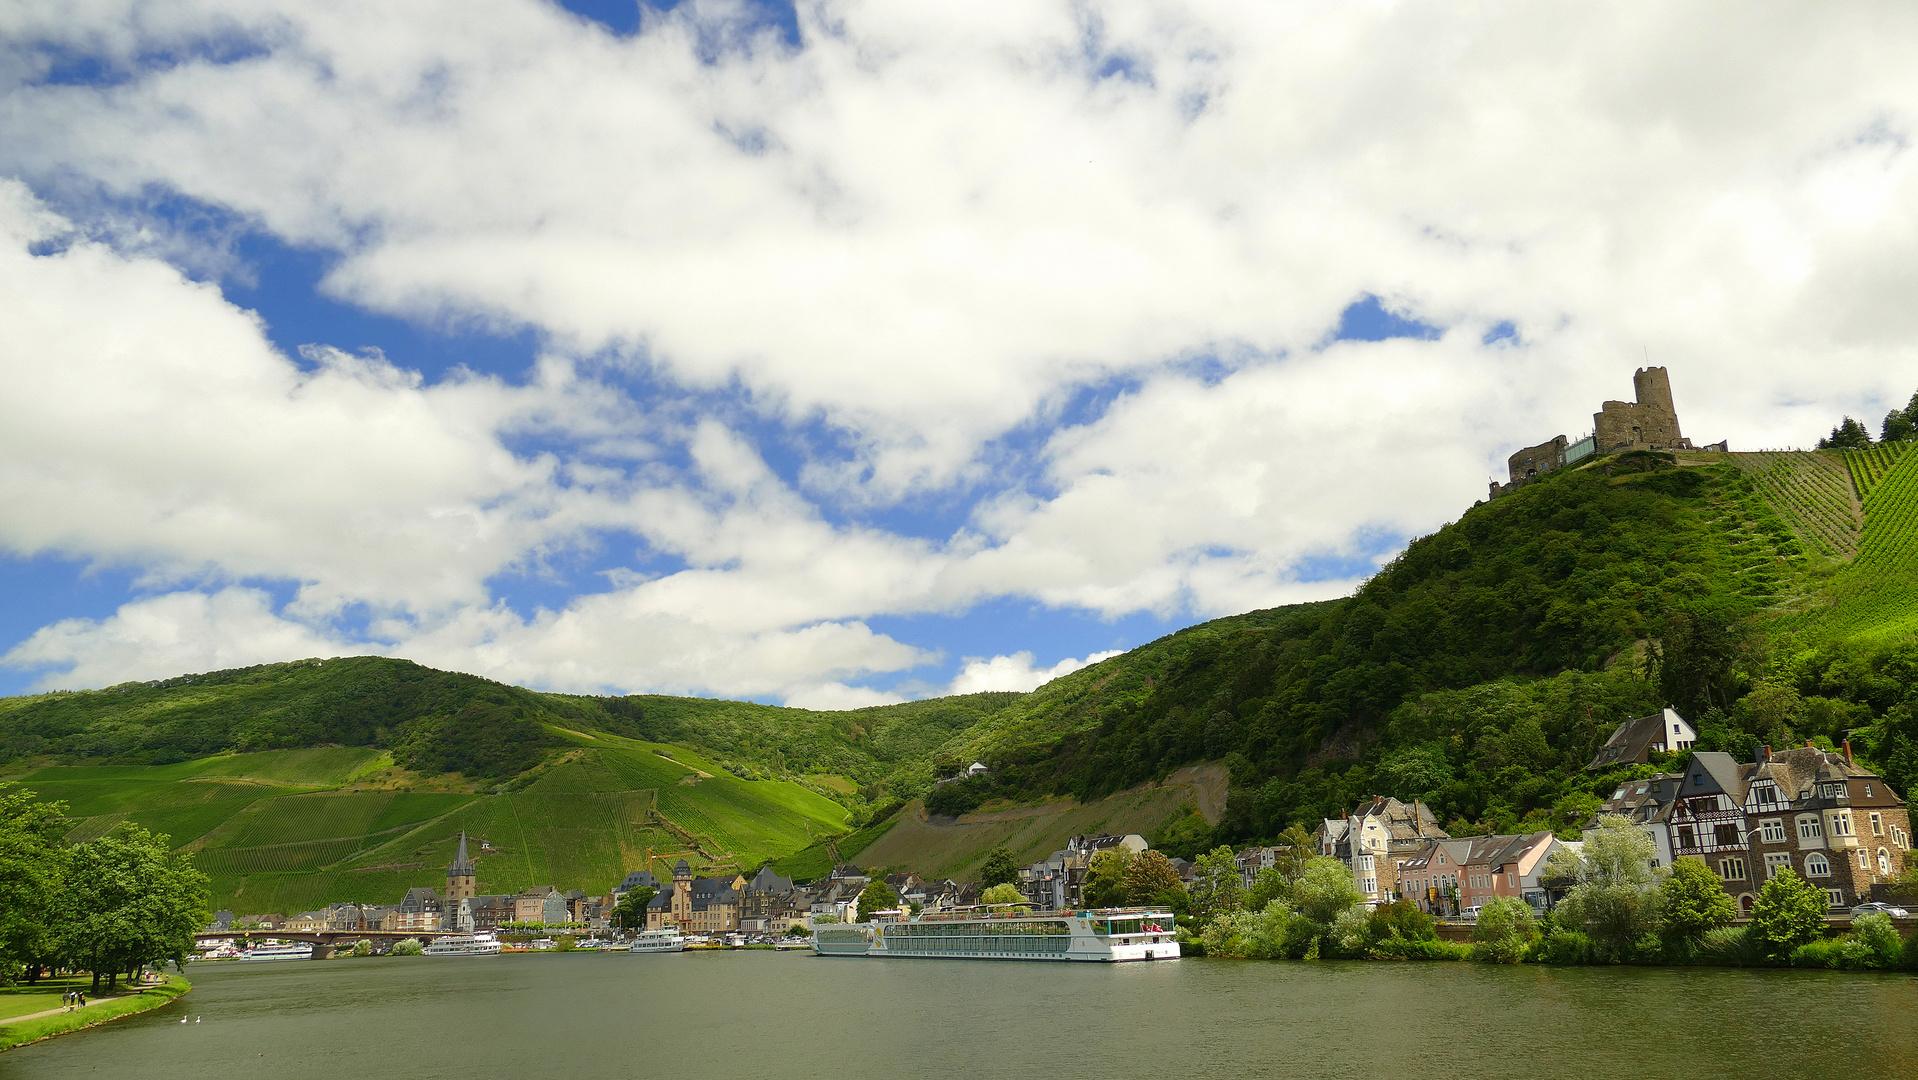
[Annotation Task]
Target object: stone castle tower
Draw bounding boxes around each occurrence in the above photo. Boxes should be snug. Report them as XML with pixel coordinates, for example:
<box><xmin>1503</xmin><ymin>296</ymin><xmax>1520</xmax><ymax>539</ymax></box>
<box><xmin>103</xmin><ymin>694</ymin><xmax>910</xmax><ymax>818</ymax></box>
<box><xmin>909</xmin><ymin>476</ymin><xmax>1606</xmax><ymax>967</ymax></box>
<box><xmin>1492</xmin><ymin>366</ymin><xmax>1717</xmax><ymax>500</ymax></box>
<box><xmin>1593</xmin><ymin>366</ymin><xmax>1690</xmax><ymax>454</ymax></box>
<box><xmin>446</xmin><ymin>831</ymin><xmax>477</xmax><ymax>903</ymax></box>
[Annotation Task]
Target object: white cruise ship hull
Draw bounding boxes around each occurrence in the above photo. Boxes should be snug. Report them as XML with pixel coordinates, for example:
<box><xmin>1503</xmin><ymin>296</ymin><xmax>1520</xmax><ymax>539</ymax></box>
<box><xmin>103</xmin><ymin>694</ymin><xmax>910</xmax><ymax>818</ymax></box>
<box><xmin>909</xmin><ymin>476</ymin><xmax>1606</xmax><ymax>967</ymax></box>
<box><xmin>239</xmin><ymin>944</ymin><xmax>315</xmax><ymax>961</ymax></box>
<box><xmin>813</xmin><ymin>909</ymin><xmax>1181</xmax><ymax>962</ymax></box>
<box><xmin>422</xmin><ymin>934</ymin><xmax>502</xmax><ymax>956</ymax></box>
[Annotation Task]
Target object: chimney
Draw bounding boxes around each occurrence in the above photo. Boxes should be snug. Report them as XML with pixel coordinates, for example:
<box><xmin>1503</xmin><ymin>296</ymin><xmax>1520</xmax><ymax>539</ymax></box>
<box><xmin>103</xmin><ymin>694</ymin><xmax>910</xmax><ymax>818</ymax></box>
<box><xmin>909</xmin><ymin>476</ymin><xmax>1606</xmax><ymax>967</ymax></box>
<box><xmin>1805</xmin><ymin>741</ymin><xmax>1815</xmax><ymax>749</ymax></box>
<box><xmin>1843</xmin><ymin>740</ymin><xmax>1854</xmax><ymax>765</ymax></box>
<box><xmin>1760</xmin><ymin>745</ymin><xmax>1772</xmax><ymax>764</ymax></box>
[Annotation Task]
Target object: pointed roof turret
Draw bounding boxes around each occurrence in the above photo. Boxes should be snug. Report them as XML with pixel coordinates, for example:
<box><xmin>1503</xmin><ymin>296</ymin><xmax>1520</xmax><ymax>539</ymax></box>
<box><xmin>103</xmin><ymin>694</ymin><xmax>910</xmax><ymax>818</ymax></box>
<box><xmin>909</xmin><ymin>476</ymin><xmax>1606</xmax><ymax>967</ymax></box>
<box><xmin>449</xmin><ymin>831</ymin><xmax>475</xmax><ymax>876</ymax></box>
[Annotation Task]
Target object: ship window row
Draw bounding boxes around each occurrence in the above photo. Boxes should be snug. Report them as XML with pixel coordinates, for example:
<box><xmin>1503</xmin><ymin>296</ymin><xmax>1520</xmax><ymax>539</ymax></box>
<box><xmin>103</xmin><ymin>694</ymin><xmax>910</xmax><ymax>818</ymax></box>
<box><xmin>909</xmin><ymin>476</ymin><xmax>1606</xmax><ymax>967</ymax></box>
<box><xmin>891</xmin><ymin>934</ymin><xmax>1072</xmax><ymax>956</ymax></box>
<box><xmin>890</xmin><ymin>922</ymin><xmax>1070</xmax><ymax>937</ymax></box>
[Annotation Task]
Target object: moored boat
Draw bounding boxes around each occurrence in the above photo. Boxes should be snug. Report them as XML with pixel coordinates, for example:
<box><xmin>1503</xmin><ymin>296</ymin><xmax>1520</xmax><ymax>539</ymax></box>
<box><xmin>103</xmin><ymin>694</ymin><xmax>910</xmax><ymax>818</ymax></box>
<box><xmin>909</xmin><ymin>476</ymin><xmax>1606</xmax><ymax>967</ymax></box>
<box><xmin>813</xmin><ymin>907</ymin><xmax>1180</xmax><ymax>962</ymax></box>
<box><xmin>422</xmin><ymin>932</ymin><xmax>503</xmax><ymax>956</ymax></box>
<box><xmin>239</xmin><ymin>941</ymin><xmax>315</xmax><ymax>962</ymax></box>
<box><xmin>628</xmin><ymin>928</ymin><xmax>686</xmax><ymax>953</ymax></box>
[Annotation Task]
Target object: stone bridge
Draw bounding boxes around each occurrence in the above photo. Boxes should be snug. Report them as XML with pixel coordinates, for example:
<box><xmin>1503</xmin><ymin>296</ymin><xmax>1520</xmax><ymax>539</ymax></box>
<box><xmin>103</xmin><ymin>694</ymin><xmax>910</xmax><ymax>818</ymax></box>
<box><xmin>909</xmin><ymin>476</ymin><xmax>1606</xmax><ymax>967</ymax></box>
<box><xmin>196</xmin><ymin>928</ymin><xmax>462</xmax><ymax>958</ymax></box>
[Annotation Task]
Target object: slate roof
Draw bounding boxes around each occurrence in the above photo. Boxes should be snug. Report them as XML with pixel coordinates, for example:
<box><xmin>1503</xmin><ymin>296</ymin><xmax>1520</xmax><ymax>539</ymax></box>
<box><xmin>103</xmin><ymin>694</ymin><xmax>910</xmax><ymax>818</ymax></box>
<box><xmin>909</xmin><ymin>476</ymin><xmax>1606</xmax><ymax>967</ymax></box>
<box><xmin>1588</xmin><ymin>709</ymin><xmax>1692</xmax><ymax>770</ymax></box>
<box><xmin>1752</xmin><ymin>745</ymin><xmax>1900</xmax><ymax>806</ymax></box>
<box><xmin>617</xmin><ymin>870</ymin><xmax>661</xmax><ymax>893</ymax></box>
<box><xmin>448</xmin><ymin>831</ymin><xmax>475</xmax><ymax>876</ymax></box>
<box><xmin>747</xmin><ymin>866</ymin><xmax>794</xmax><ymax>894</ymax></box>
<box><xmin>1597</xmin><ymin>772</ymin><xmax>1682</xmax><ymax>822</ymax></box>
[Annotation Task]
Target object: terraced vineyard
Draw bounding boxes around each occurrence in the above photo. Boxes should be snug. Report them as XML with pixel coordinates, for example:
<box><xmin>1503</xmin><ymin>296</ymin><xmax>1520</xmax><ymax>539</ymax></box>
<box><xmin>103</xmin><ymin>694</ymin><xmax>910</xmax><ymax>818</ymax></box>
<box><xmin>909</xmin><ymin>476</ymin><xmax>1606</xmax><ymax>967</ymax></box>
<box><xmin>1819</xmin><ymin>444</ymin><xmax>1918</xmax><ymax>642</ymax></box>
<box><xmin>1844</xmin><ymin>442</ymin><xmax>1912</xmax><ymax>502</ymax></box>
<box><xmin>6</xmin><ymin>734</ymin><xmax>850</xmax><ymax>915</ymax></box>
<box><xmin>1728</xmin><ymin>450</ymin><xmax>1864</xmax><ymax>559</ymax></box>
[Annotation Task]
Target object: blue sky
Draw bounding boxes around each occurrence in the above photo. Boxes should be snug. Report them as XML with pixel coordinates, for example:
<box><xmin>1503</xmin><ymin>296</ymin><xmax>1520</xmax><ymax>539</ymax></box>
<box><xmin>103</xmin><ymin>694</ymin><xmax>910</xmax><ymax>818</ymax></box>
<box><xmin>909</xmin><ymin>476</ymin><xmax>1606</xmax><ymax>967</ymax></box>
<box><xmin>3</xmin><ymin>2</ymin><xmax>1916</xmax><ymax>705</ymax></box>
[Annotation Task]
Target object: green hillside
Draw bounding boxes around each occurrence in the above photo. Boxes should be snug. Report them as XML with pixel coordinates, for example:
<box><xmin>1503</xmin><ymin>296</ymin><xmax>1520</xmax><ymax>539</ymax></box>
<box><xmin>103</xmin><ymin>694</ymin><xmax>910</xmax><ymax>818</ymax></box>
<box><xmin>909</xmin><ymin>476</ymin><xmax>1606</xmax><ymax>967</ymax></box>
<box><xmin>5</xmin><ymin>734</ymin><xmax>849</xmax><ymax>914</ymax></box>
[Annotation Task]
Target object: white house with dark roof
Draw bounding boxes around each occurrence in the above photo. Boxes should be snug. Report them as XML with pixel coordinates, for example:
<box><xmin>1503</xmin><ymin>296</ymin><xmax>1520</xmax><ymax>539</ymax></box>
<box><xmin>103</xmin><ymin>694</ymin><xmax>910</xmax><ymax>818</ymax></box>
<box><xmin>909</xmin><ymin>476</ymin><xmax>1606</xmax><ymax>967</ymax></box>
<box><xmin>1587</xmin><ymin>708</ymin><xmax>1697</xmax><ymax>770</ymax></box>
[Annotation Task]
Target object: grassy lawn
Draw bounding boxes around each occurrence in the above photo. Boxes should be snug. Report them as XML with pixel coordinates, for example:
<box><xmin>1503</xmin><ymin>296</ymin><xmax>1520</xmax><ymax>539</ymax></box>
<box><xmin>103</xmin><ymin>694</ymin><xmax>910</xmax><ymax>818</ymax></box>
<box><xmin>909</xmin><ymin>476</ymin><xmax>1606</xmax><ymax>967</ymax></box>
<box><xmin>0</xmin><ymin>975</ymin><xmax>94</xmax><ymax>1022</ymax></box>
<box><xmin>0</xmin><ymin>974</ymin><xmax>191</xmax><ymax>1050</ymax></box>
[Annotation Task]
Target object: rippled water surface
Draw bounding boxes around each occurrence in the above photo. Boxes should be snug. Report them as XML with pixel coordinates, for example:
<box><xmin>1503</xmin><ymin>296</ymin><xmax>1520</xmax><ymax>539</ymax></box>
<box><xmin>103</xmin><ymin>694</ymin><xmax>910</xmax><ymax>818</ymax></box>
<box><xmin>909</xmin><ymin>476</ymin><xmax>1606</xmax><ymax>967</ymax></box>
<box><xmin>5</xmin><ymin>952</ymin><xmax>1915</xmax><ymax>1079</ymax></box>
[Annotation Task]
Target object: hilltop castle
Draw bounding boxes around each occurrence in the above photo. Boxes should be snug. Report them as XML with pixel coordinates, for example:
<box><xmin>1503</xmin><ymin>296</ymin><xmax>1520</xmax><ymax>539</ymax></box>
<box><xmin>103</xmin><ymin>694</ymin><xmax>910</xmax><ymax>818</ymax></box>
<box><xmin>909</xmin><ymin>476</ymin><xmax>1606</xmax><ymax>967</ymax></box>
<box><xmin>1491</xmin><ymin>366</ymin><xmax>1723</xmax><ymax>499</ymax></box>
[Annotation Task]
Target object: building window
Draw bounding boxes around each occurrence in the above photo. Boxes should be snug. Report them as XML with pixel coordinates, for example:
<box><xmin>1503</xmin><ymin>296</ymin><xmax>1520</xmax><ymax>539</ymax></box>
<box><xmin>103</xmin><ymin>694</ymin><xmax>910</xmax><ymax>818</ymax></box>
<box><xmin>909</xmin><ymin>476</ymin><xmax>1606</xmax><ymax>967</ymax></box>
<box><xmin>1718</xmin><ymin>858</ymin><xmax>1747</xmax><ymax>882</ymax></box>
<box><xmin>1872</xmin><ymin>812</ymin><xmax>1884</xmax><ymax>836</ymax></box>
<box><xmin>1715</xmin><ymin>824</ymin><xmax>1739</xmax><ymax>847</ymax></box>
<box><xmin>1867</xmin><ymin>783</ymin><xmax>1875</xmax><ymax>797</ymax></box>
<box><xmin>1880</xmin><ymin>849</ymin><xmax>1892</xmax><ymax>876</ymax></box>
<box><xmin>1833</xmin><ymin>812</ymin><xmax>1854</xmax><ymax>837</ymax></box>
<box><xmin>1798</xmin><ymin>816</ymin><xmax>1824</xmax><ymax>841</ymax></box>
<box><xmin>1805</xmin><ymin>853</ymin><xmax>1831</xmax><ymax>878</ymax></box>
<box><xmin>1825</xmin><ymin>889</ymin><xmax>1846</xmax><ymax>908</ymax></box>
<box><xmin>1760</xmin><ymin>819</ymin><xmax>1786</xmax><ymax>843</ymax></box>
<box><xmin>1677</xmin><ymin>826</ymin><xmax>1695</xmax><ymax>850</ymax></box>
<box><xmin>1861</xmin><ymin>849</ymin><xmax>1872</xmax><ymax>870</ymax></box>
<box><xmin>1764</xmin><ymin>853</ymin><xmax>1793</xmax><ymax>879</ymax></box>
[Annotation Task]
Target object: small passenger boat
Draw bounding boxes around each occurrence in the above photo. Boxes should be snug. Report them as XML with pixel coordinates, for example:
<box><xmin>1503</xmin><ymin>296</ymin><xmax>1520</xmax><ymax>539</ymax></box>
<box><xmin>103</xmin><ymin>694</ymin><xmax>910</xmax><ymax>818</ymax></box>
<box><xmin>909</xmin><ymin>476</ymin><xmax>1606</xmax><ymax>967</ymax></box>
<box><xmin>628</xmin><ymin>928</ymin><xmax>686</xmax><ymax>953</ymax></box>
<box><xmin>239</xmin><ymin>942</ymin><xmax>315</xmax><ymax>962</ymax></box>
<box><xmin>422</xmin><ymin>932</ymin><xmax>503</xmax><ymax>957</ymax></box>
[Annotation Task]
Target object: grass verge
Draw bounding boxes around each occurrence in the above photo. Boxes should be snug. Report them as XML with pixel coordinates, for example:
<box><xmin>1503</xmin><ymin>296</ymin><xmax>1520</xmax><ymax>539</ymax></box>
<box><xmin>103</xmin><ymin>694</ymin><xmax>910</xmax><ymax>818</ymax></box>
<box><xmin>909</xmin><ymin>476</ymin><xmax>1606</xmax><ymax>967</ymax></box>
<box><xmin>0</xmin><ymin>974</ymin><xmax>191</xmax><ymax>1051</ymax></box>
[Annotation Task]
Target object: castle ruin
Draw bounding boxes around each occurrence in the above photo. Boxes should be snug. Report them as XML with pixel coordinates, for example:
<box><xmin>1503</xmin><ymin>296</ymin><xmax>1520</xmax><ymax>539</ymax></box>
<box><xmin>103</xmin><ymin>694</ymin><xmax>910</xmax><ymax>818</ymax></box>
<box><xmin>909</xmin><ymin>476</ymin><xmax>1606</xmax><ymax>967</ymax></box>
<box><xmin>1490</xmin><ymin>366</ymin><xmax>1721</xmax><ymax>499</ymax></box>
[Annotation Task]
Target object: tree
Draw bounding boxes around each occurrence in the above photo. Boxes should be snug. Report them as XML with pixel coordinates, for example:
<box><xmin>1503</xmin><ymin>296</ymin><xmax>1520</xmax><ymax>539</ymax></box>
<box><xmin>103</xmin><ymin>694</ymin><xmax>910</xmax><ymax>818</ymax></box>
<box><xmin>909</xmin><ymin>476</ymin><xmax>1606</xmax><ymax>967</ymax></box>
<box><xmin>1551</xmin><ymin>814</ymin><xmax>1666</xmax><ymax>957</ymax></box>
<box><xmin>1187</xmin><ymin>846</ymin><xmax>1245</xmax><ymax>921</ymax></box>
<box><xmin>1470</xmin><ymin>897</ymin><xmax>1538</xmax><ymax>963</ymax></box>
<box><xmin>978</xmin><ymin>847</ymin><xmax>1019</xmax><ymax>889</ymax></box>
<box><xmin>1122</xmin><ymin>850</ymin><xmax>1184</xmax><ymax>904</ymax></box>
<box><xmin>612</xmin><ymin>887</ymin><xmax>656</xmax><ymax>930</ymax></box>
<box><xmin>1749</xmin><ymin>868</ymin><xmax>1828</xmax><ymax>960</ymax></box>
<box><xmin>56</xmin><ymin>823</ymin><xmax>210</xmax><ymax>992</ymax></box>
<box><xmin>1291</xmin><ymin>857</ymin><xmax>1363</xmax><ymax>925</ymax></box>
<box><xmin>0</xmin><ymin>790</ymin><xmax>68</xmax><ymax>981</ymax></box>
<box><xmin>857</xmin><ymin>880</ymin><xmax>898</xmax><ymax>921</ymax></box>
<box><xmin>1883</xmin><ymin>390</ymin><xmax>1918</xmax><ymax>442</ymax></box>
<box><xmin>980</xmin><ymin>883</ymin><xmax>1025</xmax><ymax>908</ymax></box>
<box><xmin>1082</xmin><ymin>848</ymin><xmax>1134</xmax><ymax>908</ymax></box>
<box><xmin>1817</xmin><ymin>416</ymin><xmax>1873</xmax><ymax>450</ymax></box>
<box><xmin>1659</xmin><ymin>857</ymin><xmax>1737</xmax><ymax>947</ymax></box>
<box><xmin>1272</xmin><ymin>824</ymin><xmax>1315</xmax><ymax>881</ymax></box>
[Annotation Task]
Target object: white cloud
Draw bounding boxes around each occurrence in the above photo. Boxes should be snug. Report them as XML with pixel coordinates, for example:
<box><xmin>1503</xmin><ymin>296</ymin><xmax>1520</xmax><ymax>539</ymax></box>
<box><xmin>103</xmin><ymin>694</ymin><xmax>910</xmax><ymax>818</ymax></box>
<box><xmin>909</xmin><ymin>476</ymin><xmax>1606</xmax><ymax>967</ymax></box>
<box><xmin>5</xmin><ymin>3</ymin><xmax>1918</xmax><ymax>696</ymax></box>
<box><xmin>1</xmin><ymin>588</ymin><xmax>366</xmax><ymax>689</ymax></box>
<box><xmin>947</xmin><ymin>649</ymin><xmax>1124</xmax><ymax>696</ymax></box>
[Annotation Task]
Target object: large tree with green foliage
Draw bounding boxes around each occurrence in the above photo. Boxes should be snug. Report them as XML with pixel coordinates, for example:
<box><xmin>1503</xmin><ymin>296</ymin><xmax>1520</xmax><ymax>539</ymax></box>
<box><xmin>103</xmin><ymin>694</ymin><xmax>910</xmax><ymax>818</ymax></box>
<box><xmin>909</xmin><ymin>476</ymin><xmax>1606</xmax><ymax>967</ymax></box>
<box><xmin>1550</xmin><ymin>815</ymin><xmax>1666</xmax><ymax>957</ymax></box>
<box><xmin>1290</xmin><ymin>857</ymin><xmax>1363</xmax><ymax>925</ymax></box>
<box><xmin>980</xmin><ymin>883</ymin><xmax>1025</xmax><ymax>908</ymax></box>
<box><xmin>1082</xmin><ymin>849</ymin><xmax>1133</xmax><ymax>908</ymax></box>
<box><xmin>56</xmin><ymin>823</ymin><xmax>210</xmax><ymax>992</ymax></box>
<box><xmin>0</xmin><ymin>789</ymin><xmax>68</xmax><ymax>982</ymax></box>
<box><xmin>1659</xmin><ymin>856</ymin><xmax>1738</xmax><ymax>948</ymax></box>
<box><xmin>856</xmin><ymin>880</ymin><xmax>899</xmax><ymax>921</ymax></box>
<box><xmin>611</xmin><ymin>887</ymin><xmax>656</xmax><ymax>930</ymax></box>
<box><xmin>1470</xmin><ymin>897</ymin><xmax>1538</xmax><ymax>963</ymax></box>
<box><xmin>1749</xmin><ymin>868</ymin><xmax>1828</xmax><ymax>960</ymax></box>
<box><xmin>1187</xmin><ymin>846</ymin><xmax>1245</xmax><ymax>922</ymax></box>
<box><xmin>1122</xmin><ymin>850</ymin><xmax>1184</xmax><ymax>905</ymax></box>
<box><xmin>978</xmin><ymin>847</ymin><xmax>1019</xmax><ymax>888</ymax></box>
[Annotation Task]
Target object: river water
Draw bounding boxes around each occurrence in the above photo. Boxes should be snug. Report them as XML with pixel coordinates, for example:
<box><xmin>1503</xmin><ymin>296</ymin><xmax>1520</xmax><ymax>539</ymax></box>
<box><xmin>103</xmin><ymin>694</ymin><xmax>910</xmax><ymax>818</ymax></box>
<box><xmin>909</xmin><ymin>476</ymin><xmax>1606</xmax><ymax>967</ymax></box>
<box><xmin>4</xmin><ymin>952</ymin><xmax>1914</xmax><ymax>1079</ymax></box>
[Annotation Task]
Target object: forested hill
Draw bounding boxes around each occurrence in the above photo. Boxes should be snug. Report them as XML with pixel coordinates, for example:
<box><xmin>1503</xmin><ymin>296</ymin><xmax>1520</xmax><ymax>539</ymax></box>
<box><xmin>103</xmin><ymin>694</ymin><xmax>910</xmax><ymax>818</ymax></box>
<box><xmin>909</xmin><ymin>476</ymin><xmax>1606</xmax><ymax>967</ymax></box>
<box><xmin>929</xmin><ymin>448</ymin><xmax>1918</xmax><ymax>852</ymax></box>
<box><xmin>0</xmin><ymin>656</ymin><xmax>1021</xmax><ymax>802</ymax></box>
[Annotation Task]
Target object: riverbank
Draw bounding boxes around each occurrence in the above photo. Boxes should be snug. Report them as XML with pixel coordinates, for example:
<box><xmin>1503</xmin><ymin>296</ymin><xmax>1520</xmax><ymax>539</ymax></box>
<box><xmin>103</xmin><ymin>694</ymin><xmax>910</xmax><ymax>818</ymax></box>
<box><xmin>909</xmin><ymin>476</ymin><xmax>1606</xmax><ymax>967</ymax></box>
<box><xmin>0</xmin><ymin>975</ymin><xmax>191</xmax><ymax>1051</ymax></box>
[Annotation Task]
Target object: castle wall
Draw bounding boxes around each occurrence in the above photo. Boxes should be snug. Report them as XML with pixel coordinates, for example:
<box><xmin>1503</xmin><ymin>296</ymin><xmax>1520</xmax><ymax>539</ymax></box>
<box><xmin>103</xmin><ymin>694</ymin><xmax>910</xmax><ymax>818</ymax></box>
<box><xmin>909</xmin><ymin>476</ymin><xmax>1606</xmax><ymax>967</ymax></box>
<box><xmin>1508</xmin><ymin>435</ymin><xmax>1569</xmax><ymax>484</ymax></box>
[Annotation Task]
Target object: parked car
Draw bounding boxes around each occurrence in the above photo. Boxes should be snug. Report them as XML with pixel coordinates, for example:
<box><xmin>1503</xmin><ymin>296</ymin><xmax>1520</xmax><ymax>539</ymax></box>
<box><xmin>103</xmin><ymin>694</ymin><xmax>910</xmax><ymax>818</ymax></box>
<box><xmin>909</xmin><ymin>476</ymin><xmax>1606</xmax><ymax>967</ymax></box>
<box><xmin>1460</xmin><ymin>906</ymin><xmax>1482</xmax><ymax>920</ymax></box>
<box><xmin>1850</xmin><ymin>901</ymin><xmax>1909</xmax><ymax>919</ymax></box>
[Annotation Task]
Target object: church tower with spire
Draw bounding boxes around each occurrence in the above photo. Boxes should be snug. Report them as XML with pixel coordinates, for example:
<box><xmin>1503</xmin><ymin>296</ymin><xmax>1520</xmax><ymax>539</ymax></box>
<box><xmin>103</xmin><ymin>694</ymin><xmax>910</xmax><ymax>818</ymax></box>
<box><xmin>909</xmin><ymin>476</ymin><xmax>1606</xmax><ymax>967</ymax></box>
<box><xmin>446</xmin><ymin>832</ymin><xmax>477</xmax><ymax>903</ymax></box>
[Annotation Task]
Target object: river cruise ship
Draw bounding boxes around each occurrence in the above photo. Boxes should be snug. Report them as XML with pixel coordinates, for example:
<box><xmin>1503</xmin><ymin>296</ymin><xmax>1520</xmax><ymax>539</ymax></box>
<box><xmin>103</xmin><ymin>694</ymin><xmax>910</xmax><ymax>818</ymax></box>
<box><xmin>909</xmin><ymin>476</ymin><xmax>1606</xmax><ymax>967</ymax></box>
<box><xmin>239</xmin><ymin>942</ymin><xmax>315</xmax><ymax>962</ymax></box>
<box><xmin>813</xmin><ymin>908</ymin><xmax>1179</xmax><ymax>962</ymax></box>
<box><xmin>422</xmin><ymin>932</ymin><xmax>502</xmax><ymax>956</ymax></box>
